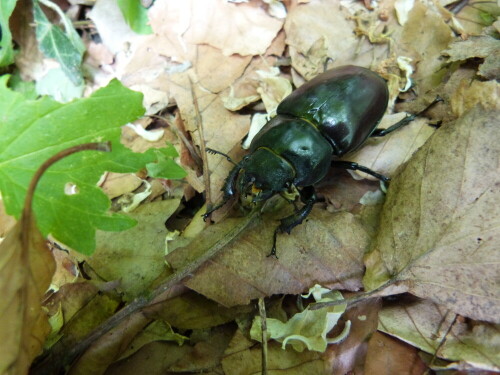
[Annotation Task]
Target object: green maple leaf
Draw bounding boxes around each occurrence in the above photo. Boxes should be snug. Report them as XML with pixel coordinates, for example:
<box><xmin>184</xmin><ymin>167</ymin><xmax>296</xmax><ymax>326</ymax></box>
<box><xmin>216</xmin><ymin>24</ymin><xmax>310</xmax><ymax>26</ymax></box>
<box><xmin>0</xmin><ymin>76</ymin><xmax>181</xmax><ymax>255</ymax></box>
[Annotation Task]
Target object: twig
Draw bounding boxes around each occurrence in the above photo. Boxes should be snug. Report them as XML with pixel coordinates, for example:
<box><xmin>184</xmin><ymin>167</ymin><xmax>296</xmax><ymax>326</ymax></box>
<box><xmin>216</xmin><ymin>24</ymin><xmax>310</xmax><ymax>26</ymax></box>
<box><xmin>258</xmin><ymin>298</ymin><xmax>268</xmax><ymax>375</ymax></box>
<box><xmin>188</xmin><ymin>75</ymin><xmax>212</xmax><ymax>209</ymax></box>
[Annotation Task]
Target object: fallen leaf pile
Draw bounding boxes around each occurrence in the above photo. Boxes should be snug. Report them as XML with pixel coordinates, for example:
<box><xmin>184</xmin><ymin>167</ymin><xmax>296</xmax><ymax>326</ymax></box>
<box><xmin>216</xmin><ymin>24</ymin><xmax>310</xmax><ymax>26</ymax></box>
<box><xmin>1</xmin><ymin>0</ymin><xmax>499</xmax><ymax>373</ymax></box>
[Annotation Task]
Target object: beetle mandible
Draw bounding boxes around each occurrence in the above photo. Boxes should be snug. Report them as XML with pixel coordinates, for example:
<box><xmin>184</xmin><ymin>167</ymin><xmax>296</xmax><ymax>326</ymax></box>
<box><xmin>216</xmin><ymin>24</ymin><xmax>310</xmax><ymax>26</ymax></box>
<box><xmin>204</xmin><ymin>65</ymin><xmax>440</xmax><ymax>257</ymax></box>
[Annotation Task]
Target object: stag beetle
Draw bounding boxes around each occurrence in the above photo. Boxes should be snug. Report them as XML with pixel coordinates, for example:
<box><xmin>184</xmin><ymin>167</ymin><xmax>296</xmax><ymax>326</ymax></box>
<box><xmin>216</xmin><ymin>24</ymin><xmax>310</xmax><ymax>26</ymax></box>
<box><xmin>204</xmin><ymin>65</ymin><xmax>441</xmax><ymax>257</ymax></box>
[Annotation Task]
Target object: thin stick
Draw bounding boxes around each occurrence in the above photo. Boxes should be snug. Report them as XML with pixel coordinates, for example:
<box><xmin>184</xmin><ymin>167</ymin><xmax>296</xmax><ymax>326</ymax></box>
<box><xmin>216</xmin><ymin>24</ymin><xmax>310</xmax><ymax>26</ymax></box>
<box><xmin>188</xmin><ymin>76</ymin><xmax>212</xmax><ymax>210</ymax></box>
<box><xmin>258</xmin><ymin>298</ymin><xmax>268</xmax><ymax>375</ymax></box>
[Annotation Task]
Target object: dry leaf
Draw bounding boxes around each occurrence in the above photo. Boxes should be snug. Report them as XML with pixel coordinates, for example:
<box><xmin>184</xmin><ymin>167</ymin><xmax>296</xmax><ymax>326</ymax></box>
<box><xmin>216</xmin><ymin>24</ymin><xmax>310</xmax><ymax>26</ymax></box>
<box><xmin>67</xmin><ymin>313</ymin><xmax>151</xmax><ymax>375</ymax></box>
<box><xmin>222</xmin><ymin>329</ymin><xmax>325</xmax><ymax>374</ymax></box>
<box><xmin>378</xmin><ymin>298</ymin><xmax>500</xmax><ymax>371</ymax></box>
<box><xmin>364</xmin><ymin>331</ymin><xmax>427</xmax><ymax>375</ymax></box>
<box><xmin>167</xmin><ymin>208</ymin><xmax>370</xmax><ymax>307</ymax></box>
<box><xmin>84</xmin><ymin>200</ymin><xmax>181</xmax><ymax>300</ymax></box>
<box><xmin>398</xmin><ymin>2</ymin><xmax>453</xmax><ymax>94</ymax></box>
<box><xmin>326</xmin><ymin>298</ymin><xmax>382</xmax><ymax>375</ymax></box>
<box><xmin>0</xmin><ymin>218</ymin><xmax>55</xmax><ymax>374</ymax></box>
<box><xmin>363</xmin><ymin>105</ymin><xmax>500</xmax><ymax>323</ymax></box>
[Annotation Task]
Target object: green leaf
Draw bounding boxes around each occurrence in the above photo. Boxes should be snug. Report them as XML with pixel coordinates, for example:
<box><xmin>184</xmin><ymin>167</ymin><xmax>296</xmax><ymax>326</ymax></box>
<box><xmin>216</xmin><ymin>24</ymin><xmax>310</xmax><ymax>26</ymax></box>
<box><xmin>33</xmin><ymin>0</ymin><xmax>84</xmax><ymax>85</ymax></box>
<box><xmin>146</xmin><ymin>145</ymin><xmax>187</xmax><ymax>179</ymax></box>
<box><xmin>8</xmin><ymin>72</ymin><xmax>38</xmax><ymax>99</ymax></box>
<box><xmin>0</xmin><ymin>0</ymin><xmax>17</xmax><ymax>67</ymax></box>
<box><xmin>35</xmin><ymin>67</ymin><xmax>84</xmax><ymax>102</ymax></box>
<box><xmin>117</xmin><ymin>0</ymin><xmax>153</xmax><ymax>35</ymax></box>
<box><xmin>0</xmin><ymin>76</ymin><xmax>161</xmax><ymax>255</ymax></box>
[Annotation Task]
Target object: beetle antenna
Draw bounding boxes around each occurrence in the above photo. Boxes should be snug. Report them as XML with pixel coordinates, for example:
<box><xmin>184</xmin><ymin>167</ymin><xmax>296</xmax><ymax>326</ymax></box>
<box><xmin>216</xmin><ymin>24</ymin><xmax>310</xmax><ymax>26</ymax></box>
<box><xmin>206</xmin><ymin>148</ymin><xmax>237</xmax><ymax>165</ymax></box>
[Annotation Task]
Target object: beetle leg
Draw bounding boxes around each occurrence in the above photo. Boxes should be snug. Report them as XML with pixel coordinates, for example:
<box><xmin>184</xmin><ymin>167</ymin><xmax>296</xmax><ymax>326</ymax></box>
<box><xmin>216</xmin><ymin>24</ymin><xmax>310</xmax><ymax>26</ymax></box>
<box><xmin>206</xmin><ymin>148</ymin><xmax>238</xmax><ymax>165</ymax></box>
<box><xmin>203</xmin><ymin>163</ymin><xmax>241</xmax><ymax>221</ymax></box>
<box><xmin>269</xmin><ymin>186</ymin><xmax>317</xmax><ymax>258</ymax></box>
<box><xmin>332</xmin><ymin>161</ymin><xmax>390</xmax><ymax>182</ymax></box>
<box><xmin>371</xmin><ymin>96</ymin><xmax>443</xmax><ymax>137</ymax></box>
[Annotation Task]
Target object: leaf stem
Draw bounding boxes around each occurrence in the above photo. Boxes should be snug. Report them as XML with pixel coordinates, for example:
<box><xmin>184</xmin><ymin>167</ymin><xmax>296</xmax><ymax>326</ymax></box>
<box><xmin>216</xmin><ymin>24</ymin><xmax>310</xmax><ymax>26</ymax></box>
<box><xmin>22</xmin><ymin>142</ymin><xmax>111</xmax><ymax>251</ymax></box>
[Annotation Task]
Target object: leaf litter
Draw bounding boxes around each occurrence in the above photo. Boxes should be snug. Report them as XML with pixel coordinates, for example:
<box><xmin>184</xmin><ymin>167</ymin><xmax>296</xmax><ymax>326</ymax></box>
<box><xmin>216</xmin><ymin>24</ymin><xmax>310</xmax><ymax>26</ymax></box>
<box><xmin>2</xmin><ymin>0</ymin><xmax>500</xmax><ymax>373</ymax></box>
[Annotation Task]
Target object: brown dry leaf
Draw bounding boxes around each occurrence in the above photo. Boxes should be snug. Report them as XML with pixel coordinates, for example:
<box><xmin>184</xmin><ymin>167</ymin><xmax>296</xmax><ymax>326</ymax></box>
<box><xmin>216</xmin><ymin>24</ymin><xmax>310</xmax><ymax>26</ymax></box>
<box><xmin>222</xmin><ymin>328</ymin><xmax>325</xmax><ymax>374</ymax></box>
<box><xmin>450</xmin><ymin>79</ymin><xmax>500</xmax><ymax>118</ymax></box>
<box><xmin>161</xmin><ymin>0</ymin><xmax>283</xmax><ymax>57</ymax></box>
<box><xmin>364</xmin><ymin>331</ymin><xmax>427</xmax><ymax>375</ymax></box>
<box><xmin>443</xmin><ymin>35</ymin><xmax>500</xmax><ymax>80</ymax></box>
<box><xmin>284</xmin><ymin>0</ymin><xmax>388</xmax><ymax>79</ymax></box>
<box><xmin>378</xmin><ymin>298</ymin><xmax>500</xmax><ymax>371</ymax></box>
<box><xmin>363</xmin><ymin>105</ymin><xmax>500</xmax><ymax>323</ymax></box>
<box><xmin>104</xmin><ymin>341</ymin><xmax>191</xmax><ymax>375</ymax></box>
<box><xmin>104</xmin><ymin>325</ymin><xmax>233</xmax><ymax>374</ymax></box>
<box><xmin>398</xmin><ymin>2</ymin><xmax>453</xmax><ymax>94</ymax></box>
<box><xmin>147</xmin><ymin>291</ymin><xmax>253</xmax><ymax>330</ymax></box>
<box><xmin>99</xmin><ymin>173</ymin><xmax>143</xmax><ymax>199</ymax></box>
<box><xmin>325</xmin><ymin>298</ymin><xmax>382</xmax><ymax>375</ymax></box>
<box><xmin>68</xmin><ymin>313</ymin><xmax>151</xmax><ymax>375</ymax></box>
<box><xmin>0</xmin><ymin>218</ymin><xmax>55</xmax><ymax>374</ymax></box>
<box><xmin>167</xmin><ymin>208</ymin><xmax>370</xmax><ymax>307</ymax></box>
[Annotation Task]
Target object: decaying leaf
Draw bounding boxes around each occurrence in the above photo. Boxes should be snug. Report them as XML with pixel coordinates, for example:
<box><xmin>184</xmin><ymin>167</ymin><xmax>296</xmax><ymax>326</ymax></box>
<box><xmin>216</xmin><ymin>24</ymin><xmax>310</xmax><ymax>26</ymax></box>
<box><xmin>364</xmin><ymin>105</ymin><xmax>500</xmax><ymax>323</ymax></box>
<box><xmin>83</xmin><ymin>199</ymin><xmax>181</xmax><ymax>300</ymax></box>
<box><xmin>250</xmin><ymin>288</ymin><xmax>350</xmax><ymax>353</ymax></box>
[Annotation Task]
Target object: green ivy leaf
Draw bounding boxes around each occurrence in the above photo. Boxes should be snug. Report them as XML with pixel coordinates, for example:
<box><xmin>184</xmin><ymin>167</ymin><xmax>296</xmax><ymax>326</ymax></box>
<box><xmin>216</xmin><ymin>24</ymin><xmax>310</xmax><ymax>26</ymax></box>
<box><xmin>0</xmin><ymin>77</ymin><xmax>182</xmax><ymax>255</ymax></box>
<box><xmin>117</xmin><ymin>0</ymin><xmax>153</xmax><ymax>35</ymax></box>
<box><xmin>0</xmin><ymin>0</ymin><xmax>17</xmax><ymax>67</ymax></box>
<box><xmin>33</xmin><ymin>0</ymin><xmax>84</xmax><ymax>85</ymax></box>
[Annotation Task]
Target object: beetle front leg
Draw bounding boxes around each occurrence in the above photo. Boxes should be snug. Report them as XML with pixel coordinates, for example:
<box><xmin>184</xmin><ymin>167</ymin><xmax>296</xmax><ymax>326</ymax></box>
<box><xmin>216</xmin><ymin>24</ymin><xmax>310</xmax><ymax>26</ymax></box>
<box><xmin>269</xmin><ymin>186</ymin><xmax>317</xmax><ymax>258</ymax></box>
<box><xmin>332</xmin><ymin>161</ymin><xmax>390</xmax><ymax>182</ymax></box>
<box><xmin>203</xmin><ymin>164</ymin><xmax>241</xmax><ymax>221</ymax></box>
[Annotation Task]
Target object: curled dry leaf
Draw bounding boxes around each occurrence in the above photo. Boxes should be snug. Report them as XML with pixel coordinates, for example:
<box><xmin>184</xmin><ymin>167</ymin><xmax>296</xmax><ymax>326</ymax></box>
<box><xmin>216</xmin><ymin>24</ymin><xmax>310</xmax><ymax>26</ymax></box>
<box><xmin>363</xmin><ymin>105</ymin><xmax>500</xmax><ymax>323</ymax></box>
<box><xmin>0</xmin><ymin>218</ymin><xmax>55</xmax><ymax>374</ymax></box>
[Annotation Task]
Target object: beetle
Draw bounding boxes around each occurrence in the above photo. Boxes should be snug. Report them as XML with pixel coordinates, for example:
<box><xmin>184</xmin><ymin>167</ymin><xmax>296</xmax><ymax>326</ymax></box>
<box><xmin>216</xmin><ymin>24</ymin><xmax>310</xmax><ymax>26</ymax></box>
<box><xmin>204</xmin><ymin>65</ymin><xmax>440</xmax><ymax>257</ymax></box>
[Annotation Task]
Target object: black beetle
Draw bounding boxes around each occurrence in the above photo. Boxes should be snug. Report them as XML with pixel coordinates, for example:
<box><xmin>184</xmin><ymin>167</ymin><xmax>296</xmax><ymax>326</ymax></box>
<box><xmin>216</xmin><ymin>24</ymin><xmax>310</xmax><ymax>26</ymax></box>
<box><xmin>204</xmin><ymin>65</ymin><xmax>440</xmax><ymax>257</ymax></box>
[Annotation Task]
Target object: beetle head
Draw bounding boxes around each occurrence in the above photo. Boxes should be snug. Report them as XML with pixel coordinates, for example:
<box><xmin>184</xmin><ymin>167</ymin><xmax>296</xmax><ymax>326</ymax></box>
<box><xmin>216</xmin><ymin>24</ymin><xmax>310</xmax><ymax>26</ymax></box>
<box><xmin>237</xmin><ymin>148</ymin><xmax>295</xmax><ymax>203</ymax></box>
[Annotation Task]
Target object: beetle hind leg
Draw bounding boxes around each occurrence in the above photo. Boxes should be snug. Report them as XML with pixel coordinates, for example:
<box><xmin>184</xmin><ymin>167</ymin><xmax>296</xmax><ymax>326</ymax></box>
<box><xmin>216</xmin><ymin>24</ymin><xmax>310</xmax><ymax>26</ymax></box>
<box><xmin>332</xmin><ymin>161</ymin><xmax>390</xmax><ymax>182</ymax></box>
<box><xmin>371</xmin><ymin>96</ymin><xmax>443</xmax><ymax>137</ymax></box>
<box><xmin>269</xmin><ymin>186</ymin><xmax>317</xmax><ymax>258</ymax></box>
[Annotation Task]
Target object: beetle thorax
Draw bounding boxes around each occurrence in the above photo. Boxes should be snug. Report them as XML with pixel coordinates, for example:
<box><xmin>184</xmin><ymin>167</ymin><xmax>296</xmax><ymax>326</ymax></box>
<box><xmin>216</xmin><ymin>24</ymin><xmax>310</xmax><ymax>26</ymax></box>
<box><xmin>237</xmin><ymin>148</ymin><xmax>295</xmax><ymax>202</ymax></box>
